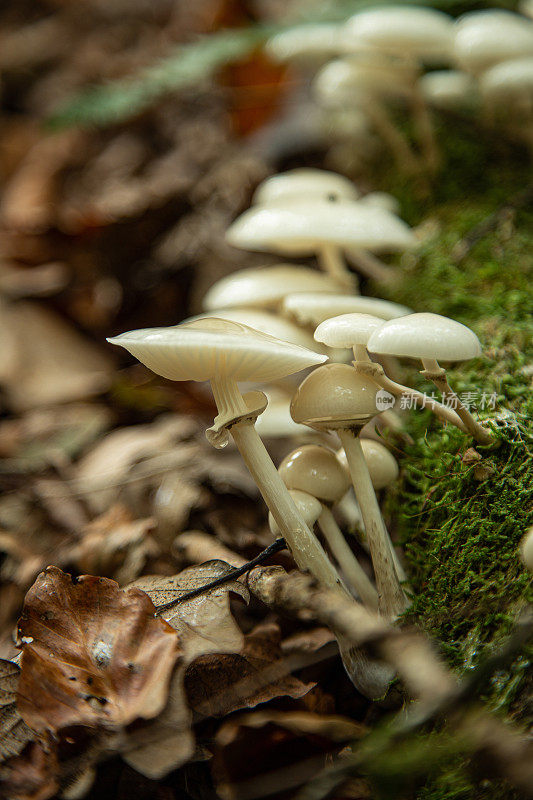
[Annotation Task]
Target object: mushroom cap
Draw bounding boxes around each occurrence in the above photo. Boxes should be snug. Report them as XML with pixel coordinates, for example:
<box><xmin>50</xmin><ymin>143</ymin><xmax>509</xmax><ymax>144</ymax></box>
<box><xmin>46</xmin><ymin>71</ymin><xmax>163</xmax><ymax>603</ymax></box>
<box><xmin>314</xmin><ymin>57</ymin><xmax>414</xmax><ymax>107</ymax></box>
<box><xmin>252</xmin><ymin>169</ymin><xmax>359</xmax><ymax>206</ymax></box>
<box><xmin>453</xmin><ymin>11</ymin><xmax>533</xmax><ymax>74</ymax></box>
<box><xmin>226</xmin><ymin>200</ymin><xmax>416</xmax><ymax>255</ymax></box>
<box><xmin>337</xmin><ymin>439</ymin><xmax>399</xmax><ymax>490</ymax></box>
<box><xmin>266</xmin><ymin>24</ymin><xmax>344</xmax><ymax>64</ymax></box>
<box><xmin>480</xmin><ymin>58</ymin><xmax>533</xmax><ymax>100</ymax></box>
<box><xmin>269</xmin><ymin>489</ymin><xmax>322</xmax><ymax>535</ymax></box>
<box><xmin>366</xmin><ymin>312</ymin><xmax>482</xmax><ymax>362</ymax></box>
<box><xmin>419</xmin><ymin>70</ymin><xmax>478</xmax><ymax>109</ymax></box>
<box><xmin>278</xmin><ymin>444</ymin><xmax>351</xmax><ymax>503</ymax></box>
<box><xmin>344</xmin><ymin>6</ymin><xmax>454</xmax><ymax>61</ymax></box>
<box><xmin>203</xmin><ymin>265</ymin><xmax>344</xmax><ymax>312</ymax></box>
<box><xmin>291</xmin><ymin>363</ymin><xmax>381</xmax><ymax>430</ymax></box>
<box><xmin>107</xmin><ymin>318</ymin><xmax>327</xmax><ymax>384</ymax></box>
<box><xmin>184</xmin><ymin>308</ymin><xmax>322</xmax><ymax>352</ymax></box>
<box><xmin>315</xmin><ymin>313</ymin><xmax>386</xmax><ymax>349</ymax></box>
<box><xmin>282</xmin><ymin>292</ymin><xmax>410</xmax><ymax>327</ymax></box>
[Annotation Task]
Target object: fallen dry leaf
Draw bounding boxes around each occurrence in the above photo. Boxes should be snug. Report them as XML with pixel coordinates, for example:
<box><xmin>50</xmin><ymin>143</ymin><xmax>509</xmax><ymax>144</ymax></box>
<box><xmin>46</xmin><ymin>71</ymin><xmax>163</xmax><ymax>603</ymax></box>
<box><xmin>0</xmin><ymin>660</ymin><xmax>34</xmax><ymax>763</ymax></box>
<box><xmin>132</xmin><ymin>560</ymin><xmax>250</xmax><ymax>663</ymax></box>
<box><xmin>0</xmin><ymin>301</ymin><xmax>112</xmax><ymax>411</ymax></box>
<box><xmin>17</xmin><ymin>566</ymin><xmax>181</xmax><ymax>734</ymax></box>
<box><xmin>70</xmin><ymin>504</ymin><xmax>158</xmax><ymax>584</ymax></box>
<box><xmin>120</xmin><ymin>665</ymin><xmax>194</xmax><ymax>781</ymax></box>
<box><xmin>185</xmin><ymin>622</ymin><xmax>315</xmax><ymax>719</ymax></box>
<box><xmin>73</xmin><ymin>415</ymin><xmax>199</xmax><ymax>514</ymax></box>
<box><xmin>0</xmin><ymin>740</ymin><xmax>58</xmax><ymax>800</ymax></box>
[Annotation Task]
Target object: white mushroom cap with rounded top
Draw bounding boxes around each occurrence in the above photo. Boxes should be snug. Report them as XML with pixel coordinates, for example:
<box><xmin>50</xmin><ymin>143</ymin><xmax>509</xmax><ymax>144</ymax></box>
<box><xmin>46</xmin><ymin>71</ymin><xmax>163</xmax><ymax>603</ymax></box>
<box><xmin>269</xmin><ymin>489</ymin><xmax>322</xmax><ymax>536</ymax></box>
<box><xmin>278</xmin><ymin>444</ymin><xmax>351</xmax><ymax>504</ymax></box>
<box><xmin>266</xmin><ymin>24</ymin><xmax>344</xmax><ymax>64</ymax></box>
<box><xmin>184</xmin><ymin>308</ymin><xmax>322</xmax><ymax>352</ymax></box>
<box><xmin>314</xmin><ymin>58</ymin><xmax>414</xmax><ymax>107</ymax></box>
<box><xmin>252</xmin><ymin>169</ymin><xmax>359</xmax><ymax>206</ymax></box>
<box><xmin>367</xmin><ymin>312</ymin><xmax>482</xmax><ymax>362</ymax></box>
<box><xmin>203</xmin><ymin>265</ymin><xmax>344</xmax><ymax>312</ymax></box>
<box><xmin>315</xmin><ymin>313</ymin><xmax>385</xmax><ymax>349</ymax></box>
<box><xmin>344</xmin><ymin>6</ymin><xmax>454</xmax><ymax>62</ymax></box>
<box><xmin>226</xmin><ymin>200</ymin><xmax>416</xmax><ymax>255</ymax></box>
<box><xmin>291</xmin><ymin>363</ymin><xmax>381</xmax><ymax>430</ymax></box>
<box><xmin>419</xmin><ymin>70</ymin><xmax>478</xmax><ymax>109</ymax></box>
<box><xmin>282</xmin><ymin>293</ymin><xmax>410</xmax><ymax>327</ymax></box>
<box><xmin>107</xmin><ymin>318</ymin><xmax>327</xmax><ymax>384</ymax></box>
<box><xmin>453</xmin><ymin>11</ymin><xmax>533</xmax><ymax>74</ymax></box>
<box><xmin>337</xmin><ymin>440</ymin><xmax>399</xmax><ymax>490</ymax></box>
<box><xmin>480</xmin><ymin>58</ymin><xmax>533</xmax><ymax>101</ymax></box>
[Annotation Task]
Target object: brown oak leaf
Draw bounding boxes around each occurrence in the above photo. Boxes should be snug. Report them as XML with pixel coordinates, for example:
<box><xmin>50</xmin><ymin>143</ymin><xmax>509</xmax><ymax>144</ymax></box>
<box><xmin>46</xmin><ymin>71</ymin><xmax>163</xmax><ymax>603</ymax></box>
<box><xmin>16</xmin><ymin>567</ymin><xmax>180</xmax><ymax>735</ymax></box>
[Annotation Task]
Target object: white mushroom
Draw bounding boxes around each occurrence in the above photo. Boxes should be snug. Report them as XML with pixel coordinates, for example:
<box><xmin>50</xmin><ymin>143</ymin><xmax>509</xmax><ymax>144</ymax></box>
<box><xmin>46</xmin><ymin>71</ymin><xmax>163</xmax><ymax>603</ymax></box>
<box><xmin>203</xmin><ymin>265</ymin><xmax>346</xmax><ymax>312</ymax></box>
<box><xmin>453</xmin><ymin>11</ymin><xmax>533</xmax><ymax>75</ymax></box>
<box><xmin>266</xmin><ymin>24</ymin><xmax>345</xmax><ymax>66</ymax></box>
<box><xmin>314</xmin><ymin>312</ymin><xmax>470</xmax><ymax>435</ymax></box>
<box><xmin>344</xmin><ymin>6</ymin><xmax>454</xmax><ymax>64</ymax></box>
<box><xmin>314</xmin><ymin>57</ymin><xmax>421</xmax><ymax>175</ymax></box>
<box><xmin>419</xmin><ymin>70</ymin><xmax>478</xmax><ymax>111</ymax></box>
<box><xmin>252</xmin><ymin>168</ymin><xmax>360</xmax><ymax>206</ymax></box>
<box><xmin>226</xmin><ymin>198</ymin><xmax>416</xmax><ymax>288</ymax></box>
<box><xmin>108</xmin><ymin>318</ymin><xmax>348</xmax><ymax>592</ymax></box>
<box><xmin>367</xmin><ymin>312</ymin><xmax>492</xmax><ymax>444</ymax></box>
<box><xmin>184</xmin><ymin>308</ymin><xmax>323</xmax><ymax>352</ymax></box>
<box><xmin>282</xmin><ymin>293</ymin><xmax>410</xmax><ymax>327</ymax></box>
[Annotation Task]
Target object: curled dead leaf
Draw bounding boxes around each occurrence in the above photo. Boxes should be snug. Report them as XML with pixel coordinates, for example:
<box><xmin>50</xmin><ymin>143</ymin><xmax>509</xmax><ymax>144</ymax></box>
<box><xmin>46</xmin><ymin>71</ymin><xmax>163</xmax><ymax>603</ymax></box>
<box><xmin>16</xmin><ymin>566</ymin><xmax>180</xmax><ymax>735</ymax></box>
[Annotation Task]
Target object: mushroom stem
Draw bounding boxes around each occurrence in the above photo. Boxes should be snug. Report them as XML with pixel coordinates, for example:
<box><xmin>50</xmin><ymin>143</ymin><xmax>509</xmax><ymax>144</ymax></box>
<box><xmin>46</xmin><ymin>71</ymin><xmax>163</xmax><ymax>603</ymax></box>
<box><xmin>420</xmin><ymin>359</ymin><xmax>493</xmax><ymax>445</ymax></box>
<box><xmin>318</xmin><ymin>505</ymin><xmax>379</xmax><ymax>610</ymax></box>
<box><xmin>228</xmin><ymin>416</ymin><xmax>345</xmax><ymax>592</ymax></box>
<box><xmin>409</xmin><ymin>86</ymin><xmax>441</xmax><ymax>174</ymax></box>
<box><xmin>348</xmin><ymin>249</ymin><xmax>397</xmax><ymax>283</ymax></box>
<box><xmin>354</xmin><ymin>361</ymin><xmax>469</xmax><ymax>433</ymax></box>
<box><xmin>337</xmin><ymin>428</ymin><xmax>407</xmax><ymax>619</ymax></box>
<box><xmin>318</xmin><ymin>244</ymin><xmax>357</xmax><ymax>290</ymax></box>
<box><xmin>362</xmin><ymin>97</ymin><xmax>421</xmax><ymax>176</ymax></box>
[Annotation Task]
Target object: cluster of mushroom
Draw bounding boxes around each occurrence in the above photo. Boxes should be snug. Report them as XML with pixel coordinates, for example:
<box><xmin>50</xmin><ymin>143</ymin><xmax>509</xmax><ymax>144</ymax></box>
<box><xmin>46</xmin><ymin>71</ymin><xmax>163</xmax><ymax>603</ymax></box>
<box><xmin>108</xmin><ymin>166</ymin><xmax>493</xmax><ymax>695</ymax></box>
<box><xmin>267</xmin><ymin>6</ymin><xmax>533</xmax><ymax>171</ymax></box>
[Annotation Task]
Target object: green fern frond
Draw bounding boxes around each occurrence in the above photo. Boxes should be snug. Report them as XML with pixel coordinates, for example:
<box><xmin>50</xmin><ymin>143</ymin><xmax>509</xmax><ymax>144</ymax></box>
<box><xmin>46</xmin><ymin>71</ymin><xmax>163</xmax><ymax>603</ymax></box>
<box><xmin>47</xmin><ymin>26</ymin><xmax>274</xmax><ymax>130</ymax></box>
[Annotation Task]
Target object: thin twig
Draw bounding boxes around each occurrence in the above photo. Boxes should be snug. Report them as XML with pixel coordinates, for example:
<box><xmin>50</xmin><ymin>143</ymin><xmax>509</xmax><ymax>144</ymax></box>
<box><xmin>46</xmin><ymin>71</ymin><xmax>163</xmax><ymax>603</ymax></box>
<box><xmin>154</xmin><ymin>538</ymin><xmax>286</xmax><ymax>615</ymax></box>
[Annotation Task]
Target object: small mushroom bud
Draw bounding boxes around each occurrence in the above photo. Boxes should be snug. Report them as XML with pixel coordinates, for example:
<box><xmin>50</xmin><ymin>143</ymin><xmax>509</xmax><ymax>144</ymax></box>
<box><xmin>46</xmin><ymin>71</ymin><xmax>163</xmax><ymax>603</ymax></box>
<box><xmin>279</xmin><ymin>444</ymin><xmax>378</xmax><ymax>609</ymax></box>
<box><xmin>337</xmin><ymin>439</ymin><xmax>399</xmax><ymax>491</ymax></box>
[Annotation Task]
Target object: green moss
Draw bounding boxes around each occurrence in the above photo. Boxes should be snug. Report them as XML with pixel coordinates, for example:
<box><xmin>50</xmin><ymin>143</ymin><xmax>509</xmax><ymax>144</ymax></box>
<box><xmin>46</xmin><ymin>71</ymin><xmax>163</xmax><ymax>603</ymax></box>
<box><xmin>370</xmin><ymin>121</ymin><xmax>533</xmax><ymax>798</ymax></box>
